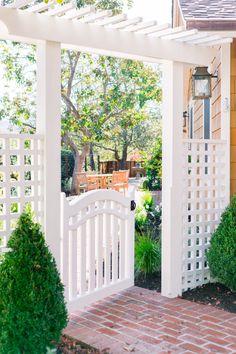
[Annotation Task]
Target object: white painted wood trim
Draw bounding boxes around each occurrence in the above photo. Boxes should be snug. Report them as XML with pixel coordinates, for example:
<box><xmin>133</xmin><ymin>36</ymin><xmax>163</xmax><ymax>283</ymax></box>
<box><xmin>36</xmin><ymin>41</ymin><xmax>61</xmax><ymax>269</ymax></box>
<box><xmin>221</xmin><ymin>43</ymin><xmax>231</xmax><ymax>205</ymax></box>
<box><xmin>161</xmin><ymin>61</ymin><xmax>184</xmax><ymax>298</ymax></box>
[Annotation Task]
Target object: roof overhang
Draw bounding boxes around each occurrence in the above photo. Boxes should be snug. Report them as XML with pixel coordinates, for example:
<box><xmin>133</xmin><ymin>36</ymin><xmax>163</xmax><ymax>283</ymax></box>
<box><xmin>186</xmin><ymin>19</ymin><xmax>236</xmax><ymax>31</ymax></box>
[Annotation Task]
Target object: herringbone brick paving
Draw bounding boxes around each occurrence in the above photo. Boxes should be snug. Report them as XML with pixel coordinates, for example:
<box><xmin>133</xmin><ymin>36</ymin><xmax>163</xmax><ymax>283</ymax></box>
<box><xmin>65</xmin><ymin>286</ymin><xmax>236</xmax><ymax>354</ymax></box>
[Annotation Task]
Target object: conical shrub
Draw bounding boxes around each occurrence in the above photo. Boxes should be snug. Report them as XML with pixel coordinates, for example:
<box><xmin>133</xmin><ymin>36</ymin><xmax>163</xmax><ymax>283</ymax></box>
<box><xmin>207</xmin><ymin>196</ymin><xmax>236</xmax><ymax>291</ymax></box>
<box><xmin>0</xmin><ymin>209</ymin><xmax>68</xmax><ymax>354</ymax></box>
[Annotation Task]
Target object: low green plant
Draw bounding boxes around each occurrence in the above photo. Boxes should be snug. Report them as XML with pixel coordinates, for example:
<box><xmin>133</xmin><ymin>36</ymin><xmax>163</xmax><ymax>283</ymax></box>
<box><xmin>143</xmin><ymin>137</ymin><xmax>162</xmax><ymax>191</ymax></box>
<box><xmin>61</xmin><ymin>149</ymin><xmax>74</xmax><ymax>194</ymax></box>
<box><xmin>0</xmin><ymin>209</ymin><xmax>68</xmax><ymax>354</ymax></box>
<box><xmin>135</xmin><ymin>191</ymin><xmax>162</xmax><ymax>239</ymax></box>
<box><xmin>141</xmin><ymin>191</ymin><xmax>154</xmax><ymax>211</ymax></box>
<box><xmin>135</xmin><ymin>235</ymin><xmax>161</xmax><ymax>277</ymax></box>
<box><xmin>207</xmin><ymin>196</ymin><xmax>236</xmax><ymax>291</ymax></box>
<box><xmin>135</xmin><ymin>205</ymin><xmax>148</xmax><ymax>231</ymax></box>
<box><xmin>61</xmin><ymin>177</ymin><xmax>72</xmax><ymax>195</ymax></box>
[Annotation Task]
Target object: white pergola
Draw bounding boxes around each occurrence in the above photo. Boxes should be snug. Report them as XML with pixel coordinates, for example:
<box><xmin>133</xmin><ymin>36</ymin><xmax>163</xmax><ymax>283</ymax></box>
<box><xmin>0</xmin><ymin>1</ymin><xmax>233</xmax><ymax>298</ymax></box>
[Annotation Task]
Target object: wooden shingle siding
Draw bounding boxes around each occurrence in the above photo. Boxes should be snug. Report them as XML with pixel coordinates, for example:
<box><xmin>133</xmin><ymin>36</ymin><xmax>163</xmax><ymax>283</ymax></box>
<box><xmin>230</xmin><ymin>40</ymin><xmax>236</xmax><ymax>197</ymax></box>
<box><xmin>211</xmin><ymin>49</ymin><xmax>221</xmax><ymax>139</ymax></box>
<box><xmin>193</xmin><ymin>100</ymin><xmax>203</xmax><ymax>139</ymax></box>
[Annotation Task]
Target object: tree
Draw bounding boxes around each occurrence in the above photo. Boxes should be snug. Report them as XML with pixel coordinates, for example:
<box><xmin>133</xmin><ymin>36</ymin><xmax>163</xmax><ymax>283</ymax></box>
<box><xmin>0</xmin><ymin>0</ymin><xmax>161</xmax><ymax>194</ymax></box>
<box><xmin>0</xmin><ymin>41</ymin><xmax>36</xmax><ymax>132</ymax></box>
<box><xmin>0</xmin><ymin>209</ymin><xmax>68</xmax><ymax>353</ymax></box>
<box><xmin>143</xmin><ymin>136</ymin><xmax>162</xmax><ymax>191</ymax></box>
<box><xmin>61</xmin><ymin>53</ymin><xmax>161</xmax><ymax>191</ymax></box>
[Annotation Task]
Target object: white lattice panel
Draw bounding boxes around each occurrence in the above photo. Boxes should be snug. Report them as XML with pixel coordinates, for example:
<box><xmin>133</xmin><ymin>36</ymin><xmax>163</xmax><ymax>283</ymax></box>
<box><xmin>182</xmin><ymin>139</ymin><xmax>227</xmax><ymax>291</ymax></box>
<box><xmin>0</xmin><ymin>134</ymin><xmax>44</xmax><ymax>249</ymax></box>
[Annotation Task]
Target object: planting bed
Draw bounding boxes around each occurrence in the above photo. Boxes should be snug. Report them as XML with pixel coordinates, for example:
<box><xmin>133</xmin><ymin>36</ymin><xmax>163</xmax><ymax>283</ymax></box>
<box><xmin>56</xmin><ymin>335</ymin><xmax>101</xmax><ymax>354</ymax></box>
<box><xmin>135</xmin><ymin>273</ymin><xmax>236</xmax><ymax>314</ymax></box>
<box><xmin>182</xmin><ymin>282</ymin><xmax>236</xmax><ymax>313</ymax></box>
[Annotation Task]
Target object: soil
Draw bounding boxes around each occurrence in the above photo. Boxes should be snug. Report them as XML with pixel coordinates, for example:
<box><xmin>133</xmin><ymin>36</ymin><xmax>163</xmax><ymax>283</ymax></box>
<box><xmin>182</xmin><ymin>282</ymin><xmax>236</xmax><ymax>313</ymax></box>
<box><xmin>134</xmin><ymin>272</ymin><xmax>161</xmax><ymax>292</ymax></box>
<box><xmin>56</xmin><ymin>335</ymin><xmax>109</xmax><ymax>354</ymax></box>
<box><xmin>135</xmin><ymin>273</ymin><xmax>236</xmax><ymax>313</ymax></box>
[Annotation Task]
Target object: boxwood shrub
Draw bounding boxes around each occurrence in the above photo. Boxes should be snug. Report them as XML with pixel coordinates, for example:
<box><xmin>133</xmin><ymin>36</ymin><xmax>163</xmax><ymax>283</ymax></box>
<box><xmin>207</xmin><ymin>196</ymin><xmax>236</xmax><ymax>291</ymax></box>
<box><xmin>0</xmin><ymin>209</ymin><xmax>68</xmax><ymax>354</ymax></box>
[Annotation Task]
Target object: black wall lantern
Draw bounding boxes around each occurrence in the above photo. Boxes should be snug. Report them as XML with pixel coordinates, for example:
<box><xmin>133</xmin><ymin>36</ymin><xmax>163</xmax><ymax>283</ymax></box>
<box><xmin>183</xmin><ymin>111</ymin><xmax>188</xmax><ymax>128</ymax></box>
<box><xmin>192</xmin><ymin>66</ymin><xmax>217</xmax><ymax>100</ymax></box>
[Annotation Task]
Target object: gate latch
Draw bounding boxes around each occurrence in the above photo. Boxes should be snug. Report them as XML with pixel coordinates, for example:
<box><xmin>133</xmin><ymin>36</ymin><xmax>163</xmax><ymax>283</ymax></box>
<box><xmin>130</xmin><ymin>200</ymin><xmax>136</xmax><ymax>211</ymax></box>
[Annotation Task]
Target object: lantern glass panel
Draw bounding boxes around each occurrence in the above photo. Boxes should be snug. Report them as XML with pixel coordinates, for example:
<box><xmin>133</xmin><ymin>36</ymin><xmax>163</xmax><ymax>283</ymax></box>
<box><xmin>194</xmin><ymin>78</ymin><xmax>211</xmax><ymax>98</ymax></box>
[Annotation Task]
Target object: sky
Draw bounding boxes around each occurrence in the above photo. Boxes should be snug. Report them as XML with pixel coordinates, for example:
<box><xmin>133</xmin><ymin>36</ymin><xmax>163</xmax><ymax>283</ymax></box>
<box><xmin>128</xmin><ymin>0</ymin><xmax>172</xmax><ymax>24</ymax></box>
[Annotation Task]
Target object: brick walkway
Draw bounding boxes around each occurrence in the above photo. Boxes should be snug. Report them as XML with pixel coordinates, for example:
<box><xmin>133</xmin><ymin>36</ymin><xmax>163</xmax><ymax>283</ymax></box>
<box><xmin>65</xmin><ymin>286</ymin><xmax>236</xmax><ymax>354</ymax></box>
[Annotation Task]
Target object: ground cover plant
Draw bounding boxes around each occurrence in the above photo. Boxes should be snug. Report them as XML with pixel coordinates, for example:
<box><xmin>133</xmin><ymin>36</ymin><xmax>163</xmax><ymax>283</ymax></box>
<box><xmin>135</xmin><ymin>191</ymin><xmax>161</xmax><ymax>287</ymax></box>
<box><xmin>135</xmin><ymin>234</ymin><xmax>161</xmax><ymax>277</ymax></box>
<box><xmin>0</xmin><ymin>209</ymin><xmax>68</xmax><ymax>354</ymax></box>
<box><xmin>135</xmin><ymin>191</ymin><xmax>162</xmax><ymax>239</ymax></box>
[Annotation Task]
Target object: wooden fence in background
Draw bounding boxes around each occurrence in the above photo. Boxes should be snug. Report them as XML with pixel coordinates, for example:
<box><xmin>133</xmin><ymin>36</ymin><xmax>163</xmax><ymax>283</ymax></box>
<box><xmin>99</xmin><ymin>161</ymin><xmax>145</xmax><ymax>178</ymax></box>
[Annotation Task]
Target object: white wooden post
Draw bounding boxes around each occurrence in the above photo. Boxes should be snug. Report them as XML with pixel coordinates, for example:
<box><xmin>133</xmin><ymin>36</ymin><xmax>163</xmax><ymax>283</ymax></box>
<box><xmin>36</xmin><ymin>41</ymin><xmax>61</xmax><ymax>269</ymax></box>
<box><xmin>127</xmin><ymin>187</ymin><xmax>135</xmax><ymax>285</ymax></box>
<box><xmin>161</xmin><ymin>61</ymin><xmax>184</xmax><ymax>298</ymax></box>
<box><xmin>221</xmin><ymin>44</ymin><xmax>231</xmax><ymax>205</ymax></box>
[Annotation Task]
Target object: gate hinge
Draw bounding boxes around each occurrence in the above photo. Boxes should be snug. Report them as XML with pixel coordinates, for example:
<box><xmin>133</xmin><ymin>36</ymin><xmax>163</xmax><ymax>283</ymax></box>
<box><xmin>130</xmin><ymin>200</ymin><xmax>136</xmax><ymax>211</ymax></box>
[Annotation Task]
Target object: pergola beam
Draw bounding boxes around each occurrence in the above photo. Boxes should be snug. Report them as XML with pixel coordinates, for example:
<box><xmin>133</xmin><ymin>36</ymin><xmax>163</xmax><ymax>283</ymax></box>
<box><xmin>0</xmin><ymin>7</ymin><xmax>216</xmax><ymax>65</ymax></box>
<box><xmin>62</xmin><ymin>6</ymin><xmax>95</xmax><ymax>20</ymax></box>
<box><xmin>26</xmin><ymin>1</ymin><xmax>54</xmax><ymax>13</ymax></box>
<box><xmin>9</xmin><ymin>0</ymin><xmax>32</xmax><ymax>9</ymax></box>
<box><xmin>123</xmin><ymin>20</ymin><xmax>157</xmax><ymax>32</ymax></box>
<box><xmin>149</xmin><ymin>26</ymin><xmax>185</xmax><ymax>38</ymax></box>
<box><xmin>45</xmin><ymin>3</ymin><xmax>75</xmax><ymax>17</ymax></box>
<box><xmin>96</xmin><ymin>13</ymin><xmax>126</xmax><ymax>26</ymax></box>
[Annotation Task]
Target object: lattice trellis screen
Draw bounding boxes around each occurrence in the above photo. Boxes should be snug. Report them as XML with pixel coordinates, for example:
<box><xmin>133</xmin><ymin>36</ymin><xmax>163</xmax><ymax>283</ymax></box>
<box><xmin>0</xmin><ymin>134</ymin><xmax>44</xmax><ymax>250</ymax></box>
<box><xmin>182</xmin><ymin>139</ymin><xmax>227</xmax><ymax>291</ymax></box>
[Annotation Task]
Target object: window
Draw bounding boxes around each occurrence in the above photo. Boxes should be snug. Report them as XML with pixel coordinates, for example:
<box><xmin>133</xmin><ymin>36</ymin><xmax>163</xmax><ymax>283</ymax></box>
<box><xmin>204</xmin><ymin>99</ymin><xmax>210</xmax><ymax>139</ymax></box>
<box><xmin>189</xmin><ymin>107</ymin><xmax>193</xmax><ymax>139</ymax></box>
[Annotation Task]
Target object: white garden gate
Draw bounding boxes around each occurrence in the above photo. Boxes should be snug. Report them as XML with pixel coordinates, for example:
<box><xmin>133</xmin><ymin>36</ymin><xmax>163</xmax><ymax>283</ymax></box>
<box><xmin>61</xmin><ymin>188</ymin><xmax>135</xmax><ymax>310</ymax></box>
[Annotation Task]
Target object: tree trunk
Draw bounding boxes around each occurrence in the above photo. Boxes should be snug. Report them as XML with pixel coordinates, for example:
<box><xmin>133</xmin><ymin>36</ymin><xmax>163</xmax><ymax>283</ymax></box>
<box><xmin>97</xmin><ymin>155</ymin><xmax>100</xmax><ymax>173</ymax></box>
<box><xmin>89</xmin><ymin>142</ymin><xmax>96</xmax><ymax>171</ymax></box>
<box><xmin>71</xmin><ymin>144</ymin><xmax>90</xmax><ymax>194</ymax></box>
<box><xmin>120</xmin><ymin>144</ymin><xmax>128</xmax><ymax>170</ymax></box>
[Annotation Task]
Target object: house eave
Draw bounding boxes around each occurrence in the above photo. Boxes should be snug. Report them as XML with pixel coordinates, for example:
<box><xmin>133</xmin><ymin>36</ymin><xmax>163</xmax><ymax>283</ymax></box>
<box><xmin>186</xmin><ymin>19</ymin><xmax>236</xmax><ymax>31</ymax></box>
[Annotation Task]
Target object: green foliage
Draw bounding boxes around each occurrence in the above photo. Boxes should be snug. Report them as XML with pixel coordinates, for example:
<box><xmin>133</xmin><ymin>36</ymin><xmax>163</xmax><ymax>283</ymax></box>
<box><xmin>0</xmin><ymin>0</ymin><xmax>161</xmax><ymax>179</ymax></box>
<box><xmin>135</xmin><ymin>235</ymin><xmax>161</xmax><ymax>277</ymax></box>
<box><xmin>76</xmin><ymin>0</ymin><xmax>133</xmax><ymax>13</ymax></box>
<box><xmin>61</xmin><ymin>178</ymin><xmax>72</xmax><ymax>195</ymax></box>
<box><xmin>0</xmin><ymin>210</ymin><xmax>68</xmax><ymax>354</ymax></box>
<box><xmin>61</xmin><ymin>148</ymin><xmax>74</xmax><ymax>178</ymax></box>
<box><xmin>0</xmin><ymin>41</ymin><xmax>36</xmax><ymax>133</ymax></box>
<box><xmin>141</xmin><ymin>191</ymin><xmax>154</xmax><ymax>211</ymax></box>
<box><xmin>135</xmin><ymin>192</ymin><xmax>162</xmax><ymax>240</ymax></box>
<box><xmin>207</xmin><ymin>196</ymin><xmax>236</xmax><ymax>291</ymax></box>
<box><xmin>143</xmin><ymin>136</ymin><xmax>162</xmax><ymax>191</ymax></box>
<box><xmin>135</xmin><ymin>206</ymin><xmax>148</xmax><ymax>230</ymax></box>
